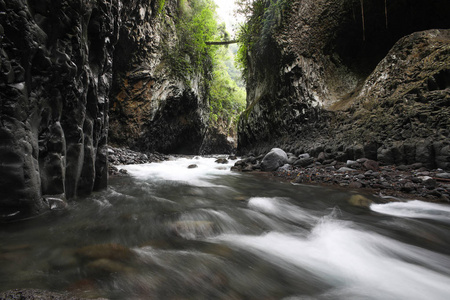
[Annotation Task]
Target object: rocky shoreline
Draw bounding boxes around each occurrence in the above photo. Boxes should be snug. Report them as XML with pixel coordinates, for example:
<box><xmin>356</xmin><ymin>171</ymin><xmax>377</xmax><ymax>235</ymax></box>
<box><xmin>107</xmin><ymin>146</ymin><xmax>450</xmax><ymax>203</ymax></box>
<box><xmin>0</xmin><ymin>289</ymin><xmax>102</xmax><ymax>300</ymax></box>
<box><xmin>232</xmin><ymin>148</ymin><xmax>450</xmax><ymax>203</ymax></box>
<box><xmin>107</xmin><ymin>146</ymin><xmax>169</xmax><ymax>176</ymax></box>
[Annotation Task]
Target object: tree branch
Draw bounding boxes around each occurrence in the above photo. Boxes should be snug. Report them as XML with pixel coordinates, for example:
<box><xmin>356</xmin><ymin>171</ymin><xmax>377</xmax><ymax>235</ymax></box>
<box><xmin>205</xmin><ymin>40</ymin><xmax>238</xmax><ymax>45</ymax></box>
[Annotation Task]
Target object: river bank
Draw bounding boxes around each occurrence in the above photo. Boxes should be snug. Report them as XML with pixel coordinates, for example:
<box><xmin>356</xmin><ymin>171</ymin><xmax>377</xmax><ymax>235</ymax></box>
<box><xmin>232</xmin><ymin>150</ymin><xmax>450</xmax><ymax>203</ymax></box>
<box><xmin>107</xmin><ymin>146</ymin><xmax>450</xmax><ymax>203</ymax></box>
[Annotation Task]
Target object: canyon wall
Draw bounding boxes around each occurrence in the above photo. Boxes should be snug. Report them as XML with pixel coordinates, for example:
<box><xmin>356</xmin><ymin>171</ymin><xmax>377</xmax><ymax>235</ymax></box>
<box><xmin>109</xmin><ymin>0</ymin><xmax>210</xmax><ymax>154</ymax></box>
<box><xmin>0</xmin><ymin>0</ymin><xmax>215</xmax><ymax>219</ymax></box>
<box><xmin>0</xmin><ymin>0</ymin><xmax>119</xmax><ymax>218</ymax></box>
<box><xmin>238</xmin><ymin>0</ymin><xmax>450</xmax><ymax>169</ymax></box>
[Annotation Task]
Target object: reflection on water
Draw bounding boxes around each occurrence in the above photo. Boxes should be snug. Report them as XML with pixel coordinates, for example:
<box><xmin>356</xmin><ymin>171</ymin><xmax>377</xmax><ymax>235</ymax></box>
<box><xmin>1</xmin><ymin>156</ymin><xmax>450</xmax><ymax>299</ymax></box>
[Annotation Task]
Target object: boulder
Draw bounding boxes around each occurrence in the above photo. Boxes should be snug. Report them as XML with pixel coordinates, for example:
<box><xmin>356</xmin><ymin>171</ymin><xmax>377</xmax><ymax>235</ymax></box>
<box><xmin>260</xmin><ymin>148</ymin><xmax>288</xmax><ymax>171</ymax></box>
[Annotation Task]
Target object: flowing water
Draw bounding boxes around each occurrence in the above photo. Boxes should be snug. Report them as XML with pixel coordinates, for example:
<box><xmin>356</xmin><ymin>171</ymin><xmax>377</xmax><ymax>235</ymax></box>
<box><xmin>1</xmin><ymin>156</ymin><xmax>450</xmax><ymax>299</ymax></box>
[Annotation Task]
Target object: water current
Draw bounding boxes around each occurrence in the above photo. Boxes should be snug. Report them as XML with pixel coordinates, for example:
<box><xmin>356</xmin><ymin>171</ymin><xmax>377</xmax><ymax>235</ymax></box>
<box><xmin>1</xmin><ymin>156</ymin><xmax>450</xmax><ymax>299</ymax></box>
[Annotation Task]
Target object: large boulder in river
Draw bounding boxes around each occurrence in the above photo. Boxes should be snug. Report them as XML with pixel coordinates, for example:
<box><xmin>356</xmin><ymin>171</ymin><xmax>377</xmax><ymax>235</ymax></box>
<box><xmin>261</xmin><ymin>148</ymin><xmax>288</xmax><ymax>171</ymax></box>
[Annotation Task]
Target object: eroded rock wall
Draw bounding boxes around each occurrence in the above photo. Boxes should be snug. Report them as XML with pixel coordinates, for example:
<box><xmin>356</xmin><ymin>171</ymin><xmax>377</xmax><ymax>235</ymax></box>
<box><xmin>0</xmin><ymin>0</ymin><xmax>119</xmax><ymax>218</ymax></box>
<box><xmin>109</xmin><ymin>0</ymin><xmax>209</xmax><ymax>154</ymax></box>
<box><xmin>238</xmin><ymin>0</ymin><xmax>450</xmax><ymax>169</ymax></box>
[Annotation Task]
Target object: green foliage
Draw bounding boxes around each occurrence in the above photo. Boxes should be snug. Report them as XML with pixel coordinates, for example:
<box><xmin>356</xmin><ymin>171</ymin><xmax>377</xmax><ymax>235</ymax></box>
<box><xmin>235</xmin><ymin>0</ymin><xmax>289</xmax><ymax>83</ymax></box>
<box><xmin>209</xmin><ymin>45</ymin><xmax>246</xmax><ymax>136</ymax></box>
<box><xmin>163</xmin><ymin>0</ymin><xmax>218</xmax><ymax>81</ymax></box>
<box><xmin>161</xmin><ymin>0</ymin><xmax>246</xmax><ymax>137</ymax></box>
<box><xmin>157</xmin><ymin>0</ymin><xmax>165</xmax><ymax>15</ymax></box>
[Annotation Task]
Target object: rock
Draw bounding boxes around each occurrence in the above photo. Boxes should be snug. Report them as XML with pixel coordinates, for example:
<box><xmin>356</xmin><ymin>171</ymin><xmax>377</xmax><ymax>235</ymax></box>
<box><xmin>43</xmin><ymin>195</ymin><xmax>68</xmax><ymax>211</ymax></box>
<box><xmin>348</xmin><ymin>182</ymin><xmax>363</xmax><ymax>189</ymax></box>
<box><xmin>423</xmin><ymin>178</ymin><xmax>437</xmax><ymax>190</ymax></box>
<box><xmin>215</xmin><ymin>158</ymin><xmax>229</xmax><ymax>164</ymax></box>
<box><xmin>278</xmin><ymin>164</ymin><xmax>293</xmax><ymax>172</ymax></box>
<box><xmin>363</xmin><ymin>160</ymin><xmax>379</xmax><ymax>172</ymax></box>
<box><xmin>346</xmin><ymin>160</ymin><xmax>360</xmax><ymax>168</ymax></box>
<box><xmin>337</xmin><ymin>167</ymin><xmax>357</xmax><ymax>172</ymax></box>
<box><xmin>287</xmin><ymin>156</ymin><xmax>297</xmax><ymax>164</ymax></box>
<box><xmin>188</xmin><ymin>164</ymin><xmax>198</xmax><ymax>169</ymax></box>
<box><xmin>199</xmin><ymin>127</ymin><xmax>235</xmax><ymax>155</ymax></box>
<box><xmin>260</xmin><ymin>148</ymin><xmax>288</xmax><ymax>171</ymax></box>
<box><xmin>401</xmin><ymin>182</ymin><xmax>417</xmax><ymax>193</ymax></box>
<box><xmin>317</xmin><ymin>152</ymin><xmax>327</xmax><ymax>163</ymax></box>
<box><xmin>348</xmin><ymin>195</ymin><xmax>372</xmax><ymax>208</ymax></box>
<box><xmin>0</xmin><ymin>0</ymin><xmax>115</xmax><ymax>218</ymax></box>
<box><xmin>436</xmin><ymin>173</ymin><xmax>450</xmax><ymax>179</ymax></box>
<box><xmin>298</xmin><ymin>153</ymin><xmax>310</xmax><ymax>159</ymax></box>
<box><xmin>294</xmin><ymin>157</ymin><xmax>315</xmax><ymax>168</ymax></box>
<box><xmin>0</xmin><ymin>289</ymin><xmax>94</xmax><ymax>300</ymax></box>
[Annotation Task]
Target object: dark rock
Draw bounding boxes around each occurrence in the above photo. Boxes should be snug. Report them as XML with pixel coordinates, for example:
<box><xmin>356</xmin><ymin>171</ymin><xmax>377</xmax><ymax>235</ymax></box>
<box><xmin>363</xmin><ymin>160</ymin><xmax>379</xmax><ymax>172</ymax></box>
<box><xmin>188</xmin><ymin>164</ymin><xmax>198</xmax><ymax>169</ymax></box>
<box><xmin>337</xmin><ymin>167</ymin><xmax>357</xmax><ymax>173</ymax></box>
<box><xmin>298</xmin><ymin>153</ymin><xmax>310</xmax><ymax>159</ymax></box>
<box><xmin>242</xmin><ymin>164</ymin><xmax>254</xmax><ymax>172</ymax></box>
<box><xmin>0</xmin><ymin>0</ymin><xmax>117</xmax><ymax>218</ymax></box>
<box><xmin>260</xmin><ymin>148</ymin><xmax>288</xmax><ymax>171</ymax></box>
<box><xmin>200</xmin><ymin>127</ymin><xmax>235</xmax><ymax>155</ymax></box>
<box><xmin>0</xmin><ymin>289</ymin><xmax>92</xmax><ymax>300</ymax></box>
<box><xmin>294</xmin><ymin>157</ymin><xmax>315</xmax><ymax>168</ymax></box>
<box><xmin>436</xmin><ymin>173</ymin><xmax>450</xmax><ymax>179</ymax></box>
<box><xmin>348</xmin><ymin>182</ymin><xmax>363</xmax><ymax>189</ymax></box>
<box><xmin>43</xmin><ymin>195</ymin><xmax>68</xmax><ymax>211</ymax></box>
<box><xmin>317</xmin><ymin>152</ymin><xmax>327</xmax><ymax>163</ymax></box>
<box><xmin>401</xmin><ymin>182</ymin><xmax>417</xmax><ymax>193</ymax></box>
<box><xmin>412</xmin><ymin>177</ymin><xmax>423</xmax><ymax>184</ymax></box>
<box><xmin>346</xmin><ymin>160</ymin><xmax>360</xmax><ymax>168</ymax></box>
<box><xmin>423</xmin><ymin>178</ymin><xmax>437</xmax><ymax>190</ymax></box>
<box><xmin>215</xmin><ymin>158</ymin><xmax>229</xmax><ymax>164</ymax></box>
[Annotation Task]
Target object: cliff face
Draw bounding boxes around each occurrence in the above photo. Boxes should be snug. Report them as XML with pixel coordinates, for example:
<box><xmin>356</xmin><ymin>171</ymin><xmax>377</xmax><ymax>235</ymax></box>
<box><xmin>109</xmin><ymin>0</ymin><xmax>209</xmax><ymax>154</ymax></box>
<box><xmin>238</xmin><ymin>0</ymin><xmax>450</xmax><ymax>169</ymax></box>
<box><xmin>0</xmin><ymin>0</ymin><xmax>119</xmax><ymax>218</ymax></box>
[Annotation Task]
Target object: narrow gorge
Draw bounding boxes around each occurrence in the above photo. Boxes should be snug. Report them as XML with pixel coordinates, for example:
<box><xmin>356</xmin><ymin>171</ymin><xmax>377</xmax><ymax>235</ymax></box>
<box><xmin>1</xmin><ymin>1</ymin><xmax>450</xmax><ymax>298</ymax></box>
<box><xmin>1</xmin><ymin>0</ymin><xmax>450</xmax><ymax>218</ymax></box>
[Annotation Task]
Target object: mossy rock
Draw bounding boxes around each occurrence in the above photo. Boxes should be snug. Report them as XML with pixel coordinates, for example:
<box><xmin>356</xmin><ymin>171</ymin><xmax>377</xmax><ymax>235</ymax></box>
<box><xmin>348</xmin><ymin>194</ymin><xmax>372</xmax><ymax>208</ymax></box>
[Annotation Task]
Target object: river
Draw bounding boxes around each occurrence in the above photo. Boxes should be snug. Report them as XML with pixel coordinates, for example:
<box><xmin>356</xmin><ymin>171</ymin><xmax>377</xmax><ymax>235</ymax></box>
<box><xmin>1</xmin><ymin>156</ymin><xmax>450</xmax><ymax>299</ymax></box>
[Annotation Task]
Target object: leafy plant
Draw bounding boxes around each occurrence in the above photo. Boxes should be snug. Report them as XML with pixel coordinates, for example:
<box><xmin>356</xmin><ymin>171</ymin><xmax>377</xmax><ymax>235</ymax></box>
<box><xmin>161</xmin><ymin>0</ymin><xmax>246</xmax><ymax>137</ymax></box>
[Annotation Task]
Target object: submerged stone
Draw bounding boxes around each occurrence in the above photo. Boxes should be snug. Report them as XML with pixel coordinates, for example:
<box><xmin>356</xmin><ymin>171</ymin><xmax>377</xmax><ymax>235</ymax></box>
<box><xmin>348</xmin><ymin>195</ymin><xmax>372</xmax><ymax>208</ymax></box>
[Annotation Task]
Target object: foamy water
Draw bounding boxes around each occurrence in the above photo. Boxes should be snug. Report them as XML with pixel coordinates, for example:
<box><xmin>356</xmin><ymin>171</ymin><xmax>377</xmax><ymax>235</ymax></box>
<box><xmin>119</xmin><ymin>156</ymin><xmax>239</xmax><ymax>187</ymax></box>
<box><xmin>371</xmin><ymin>200</ymin><xmax>450</xmax><ymax>223</ymax></box>
<box><xmin>2</xmin><ymin>156</ymin><xmax>450</xmax><ymax>300</ymax></box>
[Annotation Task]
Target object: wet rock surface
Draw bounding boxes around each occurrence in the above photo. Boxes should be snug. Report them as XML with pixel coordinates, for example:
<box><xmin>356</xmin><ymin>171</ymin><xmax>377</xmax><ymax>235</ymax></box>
<box><xmin>0</xmin><ymin>0</ymin><xmax>119</xmax><ymax>218</ymax></box>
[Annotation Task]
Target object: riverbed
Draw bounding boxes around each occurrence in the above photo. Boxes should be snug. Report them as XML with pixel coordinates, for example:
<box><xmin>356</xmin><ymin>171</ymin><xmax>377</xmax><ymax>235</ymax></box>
<box><xmin>1</xmin><ymin>156</ymin><xmax>450</xmax><ymax>299</ymax></box>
